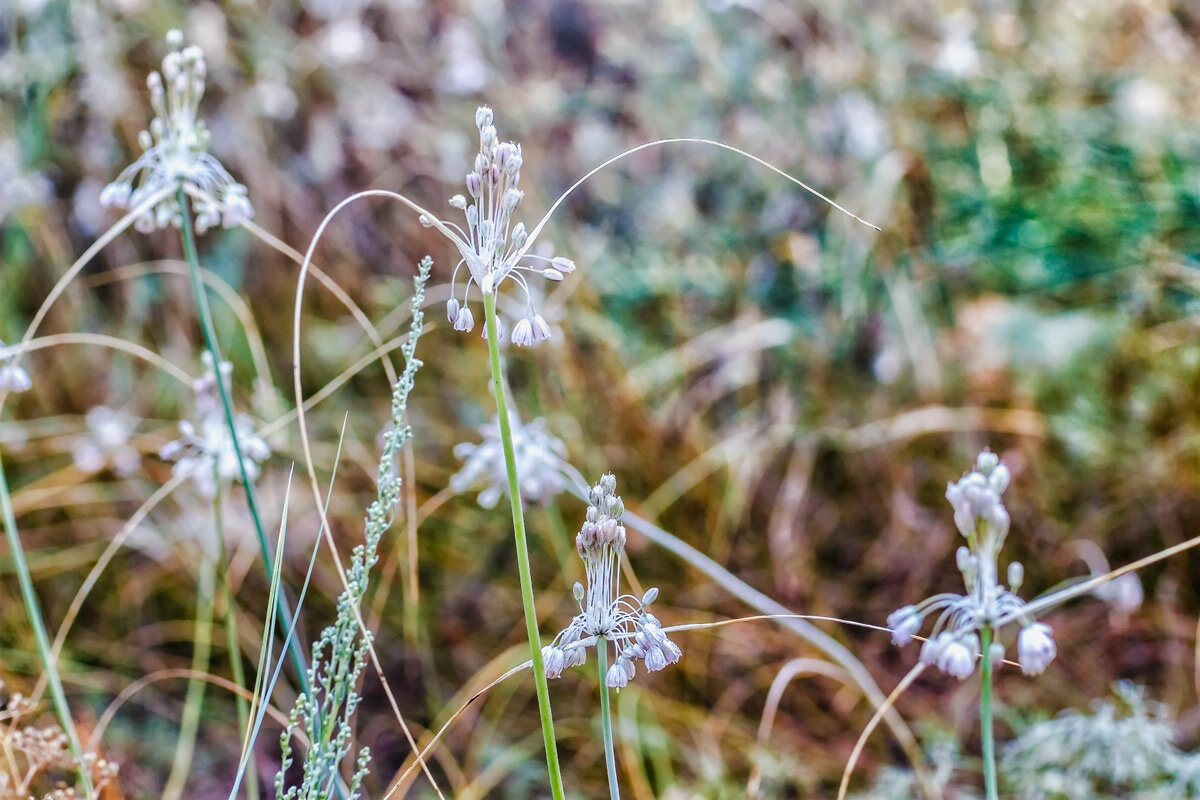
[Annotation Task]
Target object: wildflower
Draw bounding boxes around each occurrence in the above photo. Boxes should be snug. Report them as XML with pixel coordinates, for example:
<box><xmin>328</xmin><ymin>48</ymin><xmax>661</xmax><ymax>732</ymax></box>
<box><xmin>541</xmin><ymin>474</ymin><xmax>682</xmax><ymax>688</ymax></box>
<box><xmin>450</xmin><ymin>412</ymin><xmax>570</xmax><ymax>508</ymax></box>
<box><xmin>886</xmin><ymin>450</ymin><xmax>1056</xmax><ymax>679</ymax></box>
<box><xmin>72</xmin><ymin>406</ymin><xmax>140</xmax><ymax>476</ymax></box>
<box><xmin>937</xmin><ymin>633</ymin><xmax>979</xmax><ymax>681</ymax></box>
<box><xmin>101</xmin><ymin>30</ymin><xmax>253</xmax><ymax>234</ymax></box>
<box><xmin>159</xmin><ymin>354</ymin><xmax>269</xmax><ymax>498</ymax></box>
<box><xmin>1017</xmin><ymin>622</ymin><xmax>1056</xmax><ymax>676</ymax></box>
<box><xmin>0</xmin><ymin>339</ymin><xmax>32</xmax><ymax>393</ymax></box>
<box><xmin>886</xmin><ymin>605</ymin><xmax>921</xmax><ymax>646</ymax></box>
<box><xmin>1096</xmin><ymin>573</ymin><xmax>1143</xmax><ymax>615</ymax></box>
<box><xmin>430</xmin><ymin>106</ymin><xmax>575</xmax><ymax>345</ymax></box>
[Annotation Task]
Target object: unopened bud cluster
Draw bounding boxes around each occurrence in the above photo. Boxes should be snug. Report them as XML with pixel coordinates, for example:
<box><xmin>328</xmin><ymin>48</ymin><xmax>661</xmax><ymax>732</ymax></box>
<box><xmin>887</xmin><ymin>451</ymin><xmax>1056</xmax><ymax>679</ymax></box>
<box><xmin>101</xmin><ymin>30</ymin><xmax>253</xmax><ymax>233</ymax></box>
<box><xmin>542</xmin><ymin>474</ymin><xmax>681</xmax><ymax>688</ymax></box>
<box><xmin>434</xmin><ymin>107</ymin><xmax>575</xmax><ymax>345</ymax></box>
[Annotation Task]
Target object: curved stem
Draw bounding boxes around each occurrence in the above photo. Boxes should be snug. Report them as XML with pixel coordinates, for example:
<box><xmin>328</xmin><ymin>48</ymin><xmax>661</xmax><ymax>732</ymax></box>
<box><xmin>980</xmin><ymin>627</ymin><xmax>998</xmax><ymax>800</ymax></box>
<box><xmin>597</xmin><ymin>637</ymin><xmax>620</xmax><ymax>800</ymax></box>
<box><xmin>482</xmin><ymin>292</ymin><xmax>565</xmax><ymax>800</ymax></box>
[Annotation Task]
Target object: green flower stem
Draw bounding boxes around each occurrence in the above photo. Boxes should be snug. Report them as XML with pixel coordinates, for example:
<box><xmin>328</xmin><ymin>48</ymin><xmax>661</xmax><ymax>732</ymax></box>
<box><xmin>597</xmin><ymin>636</ymin><xmax>620</xmax><ymax>800</ymax></box>
<box><xmin>482</xmin><ymin>291</ymin><xmax>565</xmax><ymax>800</ymax></box>
<box><xmin>0</xmin><ymin>451</ymin><xmax>93</xmax><ymax>797</ymax></box>
<box><xmin>980</xmin><ymin>627</ymin><xmax>998</xmax><ymax>800</ymax></box>
<box><xmin>176</xmin><ymin>188</ymin><xmax>310</xmax><ymax>695</ymax></box>
<box><xmin>163</xmin><ymin>533</ymin><xmax>216</xmax><ymax>800</ymax></box>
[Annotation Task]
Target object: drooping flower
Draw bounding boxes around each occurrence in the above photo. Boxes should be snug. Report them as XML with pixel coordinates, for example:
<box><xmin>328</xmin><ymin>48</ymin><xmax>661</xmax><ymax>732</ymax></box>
<box><xmin>1017</xmin><ymin>622</ymin><xmax>1057</xmax><ymax>676</ymax></box>
<box><xmin>541</xmin><ymin>474</ymin><xmax>681</xmax><ymax>688</ymax></box>
<box><xmin>886</xmin><ymin>450</ymin><xmax>1056</xmax><ymax>680</ymax></box>
<box><xmin>101</xmin><ymin>30</ymin><xmax>253</xmax><ymax>234</ymax></box>
<box><xmin>159</xmin><ymin>354</ymin><xmax>269</xmax><ymax>498</ymax></box>
<box><xmin>429</xmin><ymin>106</ymin><xmax>575</xmax><ymax>345</ymax></box>
<box><xmin>0</xmin><ymin>339</ymin><xmax>32</xmax><ymax>393</ymax></box>
<box><xmin>450</xmin><ymin>411</ymin><xmax>570</xmax><ymax>508</ymax></box>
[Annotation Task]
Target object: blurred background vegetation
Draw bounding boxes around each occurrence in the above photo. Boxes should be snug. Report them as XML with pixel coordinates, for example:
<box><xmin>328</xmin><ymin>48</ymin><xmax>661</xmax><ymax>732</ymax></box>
<box><xmin>3</xmin><ymin>0</ymin><xmax>1200</xmax><ymax>797</ymax></box>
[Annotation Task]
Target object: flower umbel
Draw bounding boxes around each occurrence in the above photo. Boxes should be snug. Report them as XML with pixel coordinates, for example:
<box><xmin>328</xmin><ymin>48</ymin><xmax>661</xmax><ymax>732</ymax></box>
<box><xmin>101</xmin><ymin>30</ymin><xmax>253</xmax><ymax>234</ymax></box>
<box><xmin>159</xmin><ymin>353</ymin><xmax>269</xmax><ymax>498</ymax></box>
<box><xmin>72</xmin><ymin>406</ymin><xmax>140</xmax><ymax>476</ymax></box>
<box><xmin>450</xmin><ymin>411</ymin><xmax>570</xmax><ymax>508</ymax></box>
<box><xmin>887</xmin><ymin>450</ymin><xmax>1056</xmax><ymax>679</ymax></box>
<box><xmin>432</xmin><ymin>106</ymin><xmax>575</xmax><ymax>344</ymax></box>
<box><xmin>541</xmin><ymin>474</ymin><xmax>681</xmax><ymax>688</ymax></box>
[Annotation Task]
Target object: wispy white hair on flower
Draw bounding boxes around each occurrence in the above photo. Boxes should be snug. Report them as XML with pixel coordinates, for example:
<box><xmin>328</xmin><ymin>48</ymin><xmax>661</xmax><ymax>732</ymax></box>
<box><xmin>100</xmin><ymin>30</ymin><xmax>253</xmax><ymax>234</ymax></box>
<box><xmin>432</xmin><ymin>107</ymin><xmax>574</xmax><ymax>346</ymax></box>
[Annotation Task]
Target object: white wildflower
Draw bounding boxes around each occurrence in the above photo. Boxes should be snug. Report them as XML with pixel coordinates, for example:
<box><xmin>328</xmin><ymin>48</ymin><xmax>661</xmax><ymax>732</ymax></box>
<box><xmin>542</xmin><ymin>474</ymin><xmax>682</xmax><ymax>689</ymax></box>
<box><xmin>887</xmin><ymin>450</ymin><xmax>1056</xmax><ymax>680</ymax></box>
<box><xmin>72</xmin><ymin>406</ymin><xmax>140</xmax><ymax>476</ymax></box>
<box><xmin>1017</xmin><ymin>622</ymin><xmax>1057</xmax><ymax>676</ymax></box>
<box><xmin>159</xmin><ymin>354</ymin><xmax>269</xmax><ymax>498</ymax></box>
<box><xmin>433</xmin><ymin>106</ymin><xmax>575</xmax><ymax>345</ymax></box>
<box><xmin>101</xmin><ymin>30</ymin><xmax>253</xmax><ymax>234</ymax></box>
<box><xmin>0</xmin><ymin>339</ymin><xmax>32</xmax><ymax>393</ymax></box>
<box><xmin>450</xmin><ymin>412</ymin><xmax>570</xmax><ymax>508</ymax></box>
<box><xmin>937</xmin><ymin>633</ymin><xmax>979</xmax><ymax>681</ymax></box>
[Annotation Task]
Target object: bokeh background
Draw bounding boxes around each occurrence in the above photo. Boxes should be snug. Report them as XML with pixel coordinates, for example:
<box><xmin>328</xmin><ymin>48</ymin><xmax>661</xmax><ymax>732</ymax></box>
<box><xmin>4</xmin><ymin>0</ymin><xmax>1200</xmax><ymax>797</ymax></box>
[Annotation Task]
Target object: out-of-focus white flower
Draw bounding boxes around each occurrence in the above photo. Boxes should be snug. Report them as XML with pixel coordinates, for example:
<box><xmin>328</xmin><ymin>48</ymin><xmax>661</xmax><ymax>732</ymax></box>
<box><xmin>0</xmin><ymin>339</ymin><xmax>32</xmax><ymax>393</ymax></box>
<box><xmin>101</xmin><ymin>30</ymin><xmax>253</xmax><ymax>234</ymax></box>
<box><xmin>159</xmin><ymin>354</ymin><xmax>269</xmax><ymax>498</ymax></box>
<box><xmin>73</xmin><ymin>406</ymin><xmax>140</xmax><ymax>476</ymax></box>
<box><xmin>450</xmin><ymin>412</ymin><xmax>570</xmax><ymax>508</ymax></box>
<box><xmin>431</xmin><ymin>107</ymin><xmax>575</xmax><ymax>345</ymax></box>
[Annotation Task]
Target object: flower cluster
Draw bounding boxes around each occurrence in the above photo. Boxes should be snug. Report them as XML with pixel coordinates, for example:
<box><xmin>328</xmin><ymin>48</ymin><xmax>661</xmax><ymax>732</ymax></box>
<box><xmin>159</xmin><ymin>353</ymin><xmax>270</xmax><ymax>498</ymax></box>
<box><xmin>100</xmin><ymin>30</ymin><xmax>253</xmax><ymax>234</ymax></box>
<box><xmin>449</xmin><ymin>412</ymin><xmax>570</xmax><ymax>508</ymax></box>
<box><xmin>72</xmin><ymin>406</ymin><xmax>140</xmax><ymax>476</ymax></box>
<box><xmin>0</xmin><ymin>339</ymin><xmax>32</xmax><ymax>393</ymax></box>
<box><xmin>887</xmin><ymin>451</ymin><xmax>1056</xmax><ymax>679</ymax></box>
<box><xmin>431</xmin><ymin>106</ymin><xmax>575</xmax><ymax>345</ymax></box>
<box><xmin>541</xmin><ymin>474</ymin><xmax>681</xmax><ymax>689</ymax></box>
